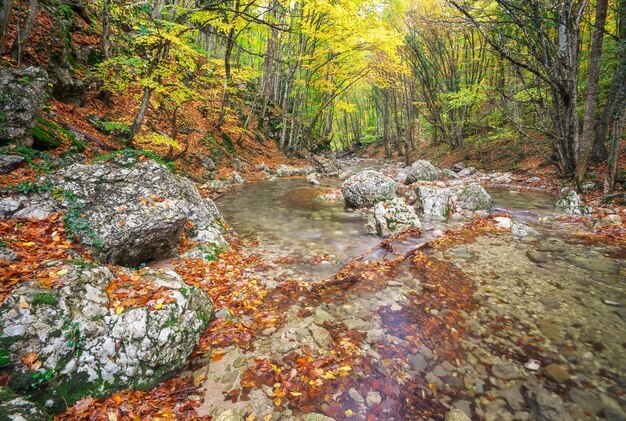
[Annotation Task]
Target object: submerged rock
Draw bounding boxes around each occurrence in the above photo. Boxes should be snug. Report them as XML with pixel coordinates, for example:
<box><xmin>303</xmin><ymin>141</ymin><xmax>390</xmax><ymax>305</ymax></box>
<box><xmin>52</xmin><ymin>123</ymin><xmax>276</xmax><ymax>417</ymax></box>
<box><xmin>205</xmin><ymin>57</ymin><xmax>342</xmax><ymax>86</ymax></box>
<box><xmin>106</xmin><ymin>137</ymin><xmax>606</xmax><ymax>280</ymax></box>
<box><xmin>232</xmin><ymin>171</ymin><xmax>246</xmax><ymax>184</ymax></box>
<box><xmin>0</xmin><ymin>67</ymin><xmax>48</xmax><ymax>147</ymax></box>
<box><xmin>405</xmin><ymin>160</ymin><xmax>440</xmax><ymax>183</ymax></box>
<box><xmin>341</xmin><ymin>170</ymin><xmax>396</xmax><ymax>208</ymax></box>
<box><xmin>415</xmin><ymin>186</ymin><xmax>452</xmax><ymax>221</ymax></box>
<box><xmin>2</xmin><ymin>157</ymin><xmax>227</xmax><ymax>266</ymax></box>
<box><xmin>556</xmin><ymin>189</ymin><xmax>591</xmax><ymax>215</ymax></box>
<box><xmin>0</xmin><ymin>264</ymin><xmax>212</xmax><ymax>412</ymax></box>
<box><xmin>365</xmin><ymin>197</ymin><xmax>421</xmax><ymax>235</ymax></box>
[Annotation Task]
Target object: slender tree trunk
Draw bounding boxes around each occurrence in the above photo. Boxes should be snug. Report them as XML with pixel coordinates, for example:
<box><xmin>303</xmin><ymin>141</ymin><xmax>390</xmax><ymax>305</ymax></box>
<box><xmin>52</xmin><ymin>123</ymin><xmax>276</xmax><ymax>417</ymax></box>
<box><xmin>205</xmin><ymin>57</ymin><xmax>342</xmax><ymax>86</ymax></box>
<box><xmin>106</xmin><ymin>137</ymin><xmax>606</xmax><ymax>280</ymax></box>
<box><xmin>217</xmin><ymin>24</ymin><xmax>236</xmax><ymax>129</ymax></box>
<box><xmin>127</xmin><ymin>86</ymin><xmax>154</xmax><ymax>146</ymax></box>
<box><xmin>576</xmin><ymin>0</ymin><xmax>608</xmax><ymax>182</ymax></box>
<box><xmin>0</xmin><ymin>0</ymin><xmax>13</xmax><ymax>51</ymax></box>
<box><xmin>593</xmin><ymin>0</ymin><xmax>626</xmax><ymax>162</ymax></box>
<box><xmin>101</xmin><ymin>0</ymin><xmax>111</xmax><ymax>59</ymax></box>
<box><xmin>10</xmin><ymin>0</ymin><xmax>37</xmax><ymax>62</ymax></box>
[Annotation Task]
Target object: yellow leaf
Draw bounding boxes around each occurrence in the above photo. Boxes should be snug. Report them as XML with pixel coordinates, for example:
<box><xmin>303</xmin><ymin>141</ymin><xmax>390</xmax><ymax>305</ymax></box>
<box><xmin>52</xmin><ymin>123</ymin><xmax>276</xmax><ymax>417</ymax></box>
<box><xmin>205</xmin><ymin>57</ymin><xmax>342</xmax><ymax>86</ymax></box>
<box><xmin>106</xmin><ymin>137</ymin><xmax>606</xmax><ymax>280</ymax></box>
<box><xmin>290</xmin><ymin>392</ymin><xmax>303</xmax><ymax>396</ymax></box>
<box><xmin>115</xmin><ymin>306</ymin><xmax>124</xmax><ymax>314</ymax></box>
<box><xmin>322</xmin><ymin>372</ymin><xmax>336</xmax><ymax>379</ymax></box>
<box><xmin>155</xmin><ymin>303</ymin><xmax>164</xmax><ymax>309</ymax></box>
<box><xmin>57</xmin><ymin>269</ymin><xmax>69</xmax><ymax>277</ymax></box>
<box><xmin>108</xmin><ymin>413</ymin><xmax>118</xmax><ymax>421</ymax></box>
<box><xmin>273</xmin><ymin>397</ymin><xmax>281</xmax><ymax>406</ymax></box>
<box><xmin>22</xmin><ymin>242</ymin><xmax>35</xmax><ymax>247</ymax></box>
<box><xmin>345</xmin><ymin>409</ymin><xmax>354</xmax><ymax>416</ymax></box>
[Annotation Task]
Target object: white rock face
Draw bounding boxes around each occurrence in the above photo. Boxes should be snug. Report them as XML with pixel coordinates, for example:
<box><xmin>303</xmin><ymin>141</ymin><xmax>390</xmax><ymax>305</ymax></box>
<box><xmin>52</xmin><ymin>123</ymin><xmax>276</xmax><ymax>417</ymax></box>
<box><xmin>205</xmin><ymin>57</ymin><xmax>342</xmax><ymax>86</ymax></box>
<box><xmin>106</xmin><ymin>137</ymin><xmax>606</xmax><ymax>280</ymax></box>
<box><xmin>341</xmin><ymin>170</ymin><xmax>397</xmax><ymax>208</ymax></box>
<box><xmin>415</xmin><ymin>186</ymin><xmax>453</xmax><ymax>221</ymax></box>
<box><xmin>275</xmin><ymin>164</ymin><xmax>315</xmax><ymax>177</ymax></box>
<box><xmin>0</xmin><ymin>157</ymin><xmax>227</xmax><ymax>266</ymax></box>
<box><xmin>0</xmin><ymin>265</ymin><xmax>212</xmax><ymax>411</ymax></box>
<box><xmin>556</xmin><ymin>189</ymin><xmax>591</xmax><ymax>215</ymax></box>
<box><xmin>366</xmin><ymin>198</ymin><xmax>421</xmax><ymax>235</ymax></box>
<box><xmin>405</xmin><ymin>160</ymin><xmax>440</xmax><ymax>184</ymax></box>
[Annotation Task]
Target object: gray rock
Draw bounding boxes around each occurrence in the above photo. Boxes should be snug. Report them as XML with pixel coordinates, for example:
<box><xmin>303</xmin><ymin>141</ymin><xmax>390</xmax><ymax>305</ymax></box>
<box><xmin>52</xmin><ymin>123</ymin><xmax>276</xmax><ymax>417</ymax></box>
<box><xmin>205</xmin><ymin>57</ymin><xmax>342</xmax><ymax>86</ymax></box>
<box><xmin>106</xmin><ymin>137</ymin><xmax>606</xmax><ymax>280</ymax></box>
<box><xmin>445</xmin><ymin>408</ymin><xmax>471</xmax><ymax>421</ymax></box>
<box><xmin>0</xmin><ymin>67</ymin><xmax>48</xmax><ymax>147</ymax></box>
<box><xmin>343</xmin><ymin>318</ymin><xmax>369</xmax><ymax>331</ymax></box>
<box><xmin>0</xmin><ymin>246</ymin><xmax>19</xmax><ymax>262</ymax></box>
<box><xmin>567</xmin><ymin>256</ymin><xmax>619</xmax><ymax>274</ymax></box>
<box><xmin>232</xmin><ymin>171</ymin><xmax>246</xmax><ymax>184</ymax></box>
<box><xmin>415</xmin><ymin>186</ymin><xmax>453</xmax><ymax>221</ymax></box>
<box><xmin>405</xmin><ymin>160</ymin><xmax>440</xmax><ymax>183</ymax></box>
<box><xmin>307</xmin><ymin>173</ymin><xmax>320</xmax><ymax>185</ymax></box>
<box><xmin>457</xmin><ymin>167</ymin><xmax>476</xmax><ymax>177</ymax></box>
<box><xmin>591</xmin><ymin>214</ymin><xmax>622</xmax><ymax>229</ymax></box>
<box><xmin>365</xmin><ymin>197</ymin><xmax>421</xmax><ymax>235</ymax></box>
<box><xmin>524</xmin><ymin>384</ymin><xmax>575</xmax><ymax>421</ymax></box>
<box><xmin>511</xmin><ymin>221</ymin><xmax>538</xmax><ymax>238</ymax></box>
<box><xmin>0</xmin><ymin>390</ymin><xmax>48</xmax><ymax>420</ymax></box>
<box><xmin>0</xmin><ymin>265</ymin><xmax>212</xmax><ymax>411</ymax></box>
<box><xmin>491</xmin><ymin>362</ymin><xmax>520</xmax><ymax>380</ymax></box>
<box><xmin>366</xmin><ymin>390</ymin><xmax>382</xmax><ymax>406</ymax></box>
<box><xmin>202</xmin><ymin>157</ymin><xmax>216</xmax><ymax>172</ymax></box>
<box><xmin>556</xmin><ymin>189</ymin><xmax>591</xmax><ymax>215</ymax></box>
<box><xmin>0</xmin><ymin>154</ymin><xmax>25</xmax><ymax>174</ymax></box>
<box><xmin>408</xmin><ymin>353</ymin><xmax>427</xmax><ymax>372</ymax></box>
<box><xmin>276</xmin><ymin>164</ymin><xmax>314</xmax><ymax>177</ymax></box>
<box><xmin>443</xmin><ymin>169</ymin><xmax>459</xmax><ymax>178</ymax></box>
<box><xmin>41</xmin><ymin>158</ymin><xmax>227</xmax><ymax>265</ymax></box>
<box><xmin>302</xmin><ymin>414</ymin><xmax>336</xmax><ymax>421</ymax></box>
<box><xmin>526</xmin><ymin>251</ymin><xmax>551</xmax><ymax>264</ymax></box>
<box><xmin>341</xmin><ymin>170</ymin><xmax>397</xmax><ymax>208</ymax></box>
<box><xmin>314</xmin><ymin>308</ymin><xmax>335</xmax><ymax>325</ymax></box>
<box><xmin>453</xmin><ymin>400</ymin><xmax>472</xmax><ymax>418</ymax></box>
<box><xmin>311</xmin><ymin>155</ymin><xmax>340</xmax><ymax>174</ymax></box>
<box><xmin>456</xmin><ymin>183</ymin><xmax>492</xmax><ymax>211</ymax></box>
<box><xmin>543</xmin><ymin>364</ymin><xmax>570</xmax><ymax>384</ymax></box>
<box><xmin>310</xmin><ymin>326</ymin><xmax>332</xmax><ymax>349</ymax></box>
<box><xmin>214</xmin><ymin>409</ymin><xmax>244</xmax><ymax>421</ymax></box>
<box><xmin>49</xmin><ymin>67</ymin><xmax>85</xmax><ymax>105</ymax></box>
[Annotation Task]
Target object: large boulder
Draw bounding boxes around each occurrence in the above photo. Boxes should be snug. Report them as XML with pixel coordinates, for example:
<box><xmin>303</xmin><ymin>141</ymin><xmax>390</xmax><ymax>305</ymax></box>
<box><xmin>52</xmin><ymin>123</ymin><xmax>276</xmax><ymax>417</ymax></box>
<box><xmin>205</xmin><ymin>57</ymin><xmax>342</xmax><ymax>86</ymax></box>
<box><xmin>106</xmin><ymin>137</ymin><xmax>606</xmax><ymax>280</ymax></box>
<box><xmin>556</xmin><ymin>189</ymin><xmax>591</xmax><ymax>215</ymax></box>
<box><xmin>366</xmin><ymin>198</ymin><xmax>421</xmax><ymax>236</ymax></box>
<box><xmin>405</xmin><ymin>160</ymin><xmax>440</xmax><ymax>184</ymax></box>
<box><xmin>456</xmin><ymin>183</ymin><xmax>492</xmax><ymax>211</ymax></box>
<box><xmin>0</xmin><ymin>264</ymin><xmax>212</xmax><ymax>413</ymax></box>
<box><xmin>415</xmin><ymin>186</ymin><xmax>453</xmax><ymax>221</ymax></box>
<box><xmin>0</xmin><ymin>67</ymin><xmax>48</xmax><ymax>147</ymax></box>
<box><xmin>341</xmin><ymin>170</ymin><xmax>397</xmax><ymax>208</ymax></box>
<box><xmin>1</xmin><ymin>156</ymin><xmax>227</xmax><ymax>265</ymax></box>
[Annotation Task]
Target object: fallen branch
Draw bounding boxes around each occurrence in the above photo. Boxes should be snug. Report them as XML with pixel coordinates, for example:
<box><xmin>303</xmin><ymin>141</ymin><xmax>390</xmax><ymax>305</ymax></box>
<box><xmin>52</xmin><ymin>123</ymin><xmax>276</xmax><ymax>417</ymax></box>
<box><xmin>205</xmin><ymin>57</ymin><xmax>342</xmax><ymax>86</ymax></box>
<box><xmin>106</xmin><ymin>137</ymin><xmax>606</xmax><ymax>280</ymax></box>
<box><xmin>50</xmin><ymin>115</ymin><xmax>117</xmax><ymax>151</ymax></box>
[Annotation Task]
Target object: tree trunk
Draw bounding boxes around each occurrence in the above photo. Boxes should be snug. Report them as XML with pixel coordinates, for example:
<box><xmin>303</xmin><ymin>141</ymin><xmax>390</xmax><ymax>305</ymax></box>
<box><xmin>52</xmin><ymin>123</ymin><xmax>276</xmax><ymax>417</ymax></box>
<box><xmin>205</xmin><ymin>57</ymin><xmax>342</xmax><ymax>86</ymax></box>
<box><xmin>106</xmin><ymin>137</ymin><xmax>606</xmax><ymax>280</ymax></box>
<box><xmin>0</xmin><ymin>0</ymin><xmax>13</xmax><ymax>51</ymax></box>
<box><xmin>127</xmin><ymin>86</ymin><xmax>154</xmax><ymax>146</ymax></box>
<box><xmin>576</xmin><ymin>0</ymin><xmax>608</xmax><ymax>182</ymax></box>
<box><xmin>10</xmin><ymin>0</ymin><xmax>37</xmax><ymax>63</ymax></box>
<box><xmin>101</xmin><ymin>0</ymin><xmax>111</xmax><ymax>59</ymax></box>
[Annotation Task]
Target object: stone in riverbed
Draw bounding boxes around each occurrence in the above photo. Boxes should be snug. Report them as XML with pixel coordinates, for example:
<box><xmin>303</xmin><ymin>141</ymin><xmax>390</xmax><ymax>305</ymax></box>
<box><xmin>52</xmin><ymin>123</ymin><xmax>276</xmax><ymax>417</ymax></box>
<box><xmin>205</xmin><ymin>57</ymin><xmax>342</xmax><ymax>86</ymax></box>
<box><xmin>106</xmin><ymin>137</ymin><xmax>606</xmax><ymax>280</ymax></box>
<box><xmin>405</xmin><ymin>160</ymin><xmax>440</xmax><ymax>183</ymax></box>
<box><xmin>341</xmin><ymin>170</ymin><xmax>396</xmax><ymax>208</ymax></box>
<box><xmin>491</xmin><ymin>362</ymin><xmax>520</xmax><ymax>380</ymax></box>
<box><xmin>543</xmin><ymin>364</ymin><xmax>570</xmax><ymax>384</ymax></box>
<box><xmin>365</xmin><ymin>197</ymin><xmax>421</xmax><ymax>235</ymax></box>
<box><xmin>0</xmin><ymin>389</ymin><xmax>47</xmax><ymax>420</ymax></box>
<box><xmin>526</xmin><ymin>251</ymin><xmax>551</xmax><ymax>264</ymax></box>
<box><xmin>456</xmin><ymin>183</ymin><xmax>492</xmax><ymax>211</ymax></box>
<box><xmin>415</xmin><ymin>186</ymin><xmax>453</xmax><ymax>221</ymax></box>
<box><xmin>310</xmin><ymin>326</ymin><xmax>332</xmax><ymax>349</ymax></box>
<box><xmin>556</xmin><ymin>189</ymin><xmax>591</xmax><ymax>215</ymax></box>
<box><xmin>302</xmin><ymin>414</ymin><xmax>336</xmax><ymax>421</ymax></box>
<box><xmin>0</xmin><ymin>246</ymin><xmax>19</xmax><ymax>262</ymax></box>
<box><xmin>445</xmin><ymin>408</ymin><xmax>471</xmax><ymax>421</ymax></box>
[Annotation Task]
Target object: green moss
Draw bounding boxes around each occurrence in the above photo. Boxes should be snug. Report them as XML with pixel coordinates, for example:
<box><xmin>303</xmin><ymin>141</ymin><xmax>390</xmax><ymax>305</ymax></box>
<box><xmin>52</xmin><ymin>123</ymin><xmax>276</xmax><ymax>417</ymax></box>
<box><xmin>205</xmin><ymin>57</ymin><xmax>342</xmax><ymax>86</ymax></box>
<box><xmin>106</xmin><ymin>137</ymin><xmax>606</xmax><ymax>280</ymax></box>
<box><xmin>49</xmin><ymin>329</ymin><xmax>63</xmax><ymax>338</ymax></box>
<box><xmin>32</xmin><ymin>292</ymin><xmax>58</xmax><ymax>307</ymax></box>
<box><xmin>0</xmin><ymin>386</ymin><xmax>15</xmax><ymax>400</ymax></box>
<box><xmin>32</xmin><ymin>123</ymin><xmax>62</xmax><ymax>150</ymax></box>
<box><xmin>93</xmin><ymin>149</ymin><xmax>174</xmax><ymax>170</ymax></box>
<box><xmin>63</xmin><ymin>259</ymin><xmax>98</xmax><ymax>268</ymax></box>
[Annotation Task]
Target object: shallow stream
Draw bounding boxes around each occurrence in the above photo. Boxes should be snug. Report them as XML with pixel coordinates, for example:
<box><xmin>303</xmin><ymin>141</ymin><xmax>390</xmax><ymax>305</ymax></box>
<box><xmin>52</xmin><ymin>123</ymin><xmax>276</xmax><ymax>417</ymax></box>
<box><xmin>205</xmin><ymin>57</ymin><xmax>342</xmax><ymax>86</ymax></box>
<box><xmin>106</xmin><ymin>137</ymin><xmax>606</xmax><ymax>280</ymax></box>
<box><xmin>202</xmin><ymin>174</ymin><xmax>626</xmax><ymax>420</ymax></box>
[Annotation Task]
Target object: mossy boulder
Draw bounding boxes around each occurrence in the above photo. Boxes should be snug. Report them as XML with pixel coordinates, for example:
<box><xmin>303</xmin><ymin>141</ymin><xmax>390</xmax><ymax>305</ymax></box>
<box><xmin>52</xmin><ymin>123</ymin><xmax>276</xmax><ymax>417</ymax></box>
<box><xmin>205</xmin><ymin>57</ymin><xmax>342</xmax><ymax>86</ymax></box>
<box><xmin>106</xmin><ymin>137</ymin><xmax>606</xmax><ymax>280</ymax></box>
<box><xmin>0</xmin><ymin>264</ymin><xmax>212</xmax><ymax>413</ymax></box>
<box><xmin>341</xmin><ymin>170</ymin><xmax>397</xmax><ymax>208</ymax></box>
<box><xmin>0</xmin><ymin>67</ymin><xmax>49</xmax><ymax>148</ymax></box>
